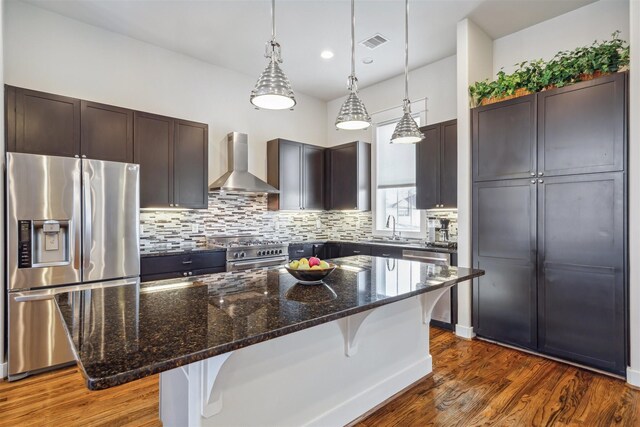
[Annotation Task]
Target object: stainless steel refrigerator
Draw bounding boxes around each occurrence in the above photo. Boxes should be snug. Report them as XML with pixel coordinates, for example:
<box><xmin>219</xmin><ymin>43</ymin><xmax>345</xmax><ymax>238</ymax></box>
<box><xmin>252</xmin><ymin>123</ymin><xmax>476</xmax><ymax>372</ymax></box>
<box><xmin>6</xmin><ymin>152</ymin><xmax>140</xmax><ymax>380</ymax></box>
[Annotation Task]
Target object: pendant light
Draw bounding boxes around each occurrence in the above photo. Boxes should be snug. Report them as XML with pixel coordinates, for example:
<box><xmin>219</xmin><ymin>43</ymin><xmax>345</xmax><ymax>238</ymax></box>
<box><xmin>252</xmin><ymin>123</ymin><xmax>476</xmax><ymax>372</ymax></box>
<box><xmin>391</xmin><ymin>0</ymin><xmax>424</xmax><ymax>143</ymax></box>
<box><xmin>250</xmin><ymin>0</ymin><xmax>296</xmax><ymax>110</ymax></box>
<box><xmin>335</xmin><ymin>0</ymin><xmax>371</xmax><ymax>130</ymax></box>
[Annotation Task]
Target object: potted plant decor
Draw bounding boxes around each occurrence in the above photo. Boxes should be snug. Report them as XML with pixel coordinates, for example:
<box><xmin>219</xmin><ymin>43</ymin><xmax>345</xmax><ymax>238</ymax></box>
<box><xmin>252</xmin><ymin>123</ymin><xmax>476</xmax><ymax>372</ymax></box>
<box><xmin>470</xmin><ymin>31</ymin><xmax>630</xmax><ymax>107</ymax></box>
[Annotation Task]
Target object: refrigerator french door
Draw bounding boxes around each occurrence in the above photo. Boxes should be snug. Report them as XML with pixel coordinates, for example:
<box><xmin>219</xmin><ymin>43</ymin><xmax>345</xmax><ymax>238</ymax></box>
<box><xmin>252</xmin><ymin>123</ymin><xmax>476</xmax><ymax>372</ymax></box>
<box><xmin>6</xmin><ymin>152</ymin><xmax>140</xmax><ymax>380</ymax></box>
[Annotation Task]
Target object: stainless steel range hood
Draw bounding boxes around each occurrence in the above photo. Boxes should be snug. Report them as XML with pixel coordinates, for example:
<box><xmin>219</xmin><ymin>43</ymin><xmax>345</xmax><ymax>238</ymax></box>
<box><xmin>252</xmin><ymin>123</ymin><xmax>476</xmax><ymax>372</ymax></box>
<box><xmin>209</xmin><ymin>132</ymin><xmax>279</xmax><ymax>194</ymax></box>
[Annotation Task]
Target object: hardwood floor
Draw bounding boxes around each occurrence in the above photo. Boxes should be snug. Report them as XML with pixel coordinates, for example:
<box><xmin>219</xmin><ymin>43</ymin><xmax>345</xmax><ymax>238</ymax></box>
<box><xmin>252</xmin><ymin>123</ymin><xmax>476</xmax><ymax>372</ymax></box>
<box><xmin>0</xmin><ymin>366</ymin><xmax>160</xmax><ymax>427</ymax></box>
<box><xmin>0</xmin><ymin>328</ymin><xmax>638</xmax><ymax>426</ymax></box>
<box><xmin>357</xmin><ymin>328</ymin><xmax>640</xmax><ymax>427</ymax></box>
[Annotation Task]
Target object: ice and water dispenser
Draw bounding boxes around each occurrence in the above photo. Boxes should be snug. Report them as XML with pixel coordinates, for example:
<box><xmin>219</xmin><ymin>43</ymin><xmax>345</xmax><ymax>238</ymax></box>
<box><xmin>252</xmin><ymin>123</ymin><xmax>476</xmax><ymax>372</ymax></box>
<box><xmin>18</xmin><ymin>219</ymin><xmax>71</xmax><ymax>268</ymax></box>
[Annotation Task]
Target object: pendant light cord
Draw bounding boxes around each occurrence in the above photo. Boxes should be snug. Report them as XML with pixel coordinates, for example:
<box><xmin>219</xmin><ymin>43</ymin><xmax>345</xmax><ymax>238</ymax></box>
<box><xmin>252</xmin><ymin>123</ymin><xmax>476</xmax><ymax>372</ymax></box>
<box><xmin>271</xmin><ymin>0</ymin><xmax>276</xmax><ymax>41</ymax></box>
<box><xmin>404</xmin><ymin>0</ymin><xmax>409</xmax><ymax>103</ymax></box>
<box><xmin>350</xmin><ymin>0</ymin><xmax>355</xmax><ymax>78</ymax></box>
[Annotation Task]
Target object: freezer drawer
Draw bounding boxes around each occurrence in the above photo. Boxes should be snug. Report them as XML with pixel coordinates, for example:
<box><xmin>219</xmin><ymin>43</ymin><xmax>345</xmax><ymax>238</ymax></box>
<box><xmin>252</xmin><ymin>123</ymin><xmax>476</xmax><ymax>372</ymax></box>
<box><xmin>7</xmin><ymin>279</ymin><xmax>140</xmax><ymax>380</ymax></box>
<box><xmin>8</xmin><ymin>292</ymin><xmax>76</xmax><ymax>379</ymax></box>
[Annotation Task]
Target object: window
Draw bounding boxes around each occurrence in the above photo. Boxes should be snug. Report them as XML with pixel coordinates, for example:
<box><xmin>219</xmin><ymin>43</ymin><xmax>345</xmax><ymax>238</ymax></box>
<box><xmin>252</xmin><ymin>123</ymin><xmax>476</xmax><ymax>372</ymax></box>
<box><xmin>374</xmin><ymin>118</ymin><xmax>424</xmax><ymax>237</ymax></box>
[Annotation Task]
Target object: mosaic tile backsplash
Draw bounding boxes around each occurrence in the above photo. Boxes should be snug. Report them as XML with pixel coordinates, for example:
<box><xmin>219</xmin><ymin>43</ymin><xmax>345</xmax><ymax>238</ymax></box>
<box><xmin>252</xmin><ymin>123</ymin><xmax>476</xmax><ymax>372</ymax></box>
<box><xmin>139</xmin><ymin>192</ymin><xmax>456</xmax><ymax>250</ymax></box>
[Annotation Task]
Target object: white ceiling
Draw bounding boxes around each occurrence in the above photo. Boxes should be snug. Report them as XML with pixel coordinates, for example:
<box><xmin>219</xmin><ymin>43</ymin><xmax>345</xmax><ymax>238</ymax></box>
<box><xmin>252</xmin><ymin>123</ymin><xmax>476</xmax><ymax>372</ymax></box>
<box><xmin>23</xmin><ymin>0</ymin><xmax>597</xmax><ymax>101</ymax></box>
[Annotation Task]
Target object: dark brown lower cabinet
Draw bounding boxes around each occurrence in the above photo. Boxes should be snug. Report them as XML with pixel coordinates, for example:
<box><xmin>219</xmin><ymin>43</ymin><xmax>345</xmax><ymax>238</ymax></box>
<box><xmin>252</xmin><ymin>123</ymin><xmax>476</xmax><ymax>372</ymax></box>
<box><xmin>537</xmin><ymin>173</ymin><xmax>625</xmax><ymax>374</ymax></box>
<box><xmin>140</xmin><ymin>251</ymin><xmax>226</xmax><ymax>282</ymax></box>
<box><xmin>473</xmin><ymin>179</ymin><xmax>538</xmax><ymax>350</ymax></box>
<box><xmin>473</xmin><ymin>174</ymin><xmax>626</xmax><ymax>374</ymax></box>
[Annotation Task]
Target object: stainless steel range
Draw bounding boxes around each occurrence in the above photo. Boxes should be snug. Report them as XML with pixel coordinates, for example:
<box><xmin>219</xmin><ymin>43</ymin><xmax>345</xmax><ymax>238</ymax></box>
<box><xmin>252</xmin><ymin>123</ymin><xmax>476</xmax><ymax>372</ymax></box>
<box><xmin>208</xmin><ymin>235</ymin><xmax>289</xmax><ymax>272</ymax></box>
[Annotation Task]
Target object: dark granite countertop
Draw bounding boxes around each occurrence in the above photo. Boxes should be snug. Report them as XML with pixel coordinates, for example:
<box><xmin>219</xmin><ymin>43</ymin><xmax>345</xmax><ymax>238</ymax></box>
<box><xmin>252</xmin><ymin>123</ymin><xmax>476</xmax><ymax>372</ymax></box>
<box><xmin>57</xmin><ymin>255</ymin><xmax>482</xmax><ymax>390</ymax></box>
<box><xmin>140</xmin><ymin>245</ymin><xmax>226</xmax><ymax>258</ymax></box>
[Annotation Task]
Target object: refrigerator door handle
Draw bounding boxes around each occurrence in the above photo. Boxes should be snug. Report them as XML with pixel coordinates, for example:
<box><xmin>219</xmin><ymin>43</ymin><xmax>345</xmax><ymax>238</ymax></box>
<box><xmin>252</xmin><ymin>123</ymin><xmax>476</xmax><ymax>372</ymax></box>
<box><xmin>83</xmin><ymin>167</ymin><xmax>92</xmax><ymax>274</ymax></box>
<box><xmin>14</xmin><ymin>294</ymin><xmax>55</xmax><ymax>302</ymax></box>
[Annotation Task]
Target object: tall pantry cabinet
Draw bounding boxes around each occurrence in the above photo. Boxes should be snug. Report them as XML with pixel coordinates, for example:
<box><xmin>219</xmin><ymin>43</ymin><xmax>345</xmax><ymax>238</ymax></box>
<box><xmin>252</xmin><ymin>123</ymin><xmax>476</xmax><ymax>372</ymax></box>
<box><xmin>472</xmin><ymin>72</ymin><xmax>627</xmax><ymax>375</ymax></box>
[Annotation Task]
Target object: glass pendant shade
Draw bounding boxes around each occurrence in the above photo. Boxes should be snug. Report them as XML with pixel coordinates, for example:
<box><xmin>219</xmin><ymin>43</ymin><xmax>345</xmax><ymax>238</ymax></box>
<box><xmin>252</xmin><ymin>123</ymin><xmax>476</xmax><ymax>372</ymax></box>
<box><xmin>251</xmin><ymin>55</ymin><xmax>296</xmax><ymax>110</ymax></box>
<box><xmin>250</xmin><ymin>0</ymin><xmax>296</xmax><ymax>110</ymax></box>
<box><xmin>336</xmin><ymin>78</ymin><xmax>371</xmax><ymax>130</ymax></box>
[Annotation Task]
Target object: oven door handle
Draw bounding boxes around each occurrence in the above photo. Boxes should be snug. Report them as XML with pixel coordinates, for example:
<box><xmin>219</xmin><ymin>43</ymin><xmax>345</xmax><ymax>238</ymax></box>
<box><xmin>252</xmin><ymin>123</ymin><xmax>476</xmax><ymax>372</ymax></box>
<box><xmin>229</xmin><ymin>256</ymin><xmax>288</xmax><ymax>268</ymax></box>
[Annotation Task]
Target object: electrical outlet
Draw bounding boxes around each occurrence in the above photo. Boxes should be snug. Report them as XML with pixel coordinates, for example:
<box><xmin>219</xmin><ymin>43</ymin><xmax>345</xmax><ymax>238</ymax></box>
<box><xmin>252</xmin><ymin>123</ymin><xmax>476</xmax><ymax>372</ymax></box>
<box><xmin>191</xmin><ymin>224</ymin><xmax>199</xmax><ymax>234</ymax></box>
<box><xmin>316</xmin><ymin>220</ymin><xmax>322</xmax><ymax>229</ymax></box>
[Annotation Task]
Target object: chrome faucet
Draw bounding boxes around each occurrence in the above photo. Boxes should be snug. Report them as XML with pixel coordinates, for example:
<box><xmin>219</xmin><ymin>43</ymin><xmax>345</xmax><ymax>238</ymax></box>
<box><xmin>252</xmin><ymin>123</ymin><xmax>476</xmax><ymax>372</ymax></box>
<box><xmin>386</xmin><ymin>214</ymin><xmax>400</xmax><ymax>240</ymax></box>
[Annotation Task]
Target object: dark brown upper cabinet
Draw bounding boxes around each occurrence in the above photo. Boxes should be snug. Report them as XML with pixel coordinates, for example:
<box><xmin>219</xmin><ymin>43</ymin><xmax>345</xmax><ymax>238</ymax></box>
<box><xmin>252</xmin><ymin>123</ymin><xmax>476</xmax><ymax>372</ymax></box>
<box><xmin>325</xmin><ymin>141</ymin><xmax>371</xmax><ymax>211</ymax></box>
<box><xmin>134</xmin><ymin>112</ymin><xmax>208</xmax><ymax>209</ymax></box>
<box><xmin>173</xmin><ymin>120</ymin><xmax>208</xmax><ymax>209</ymax></box>
<box><xmin>81</xmin><ymin>100</ymin><xmax>134</xmax><ymax>162</ymax></box>
<box><xmin>416</xmin><ymin>119</ymin><xmax>457</xmax><ymax>209</ymax></box>
<box><xmin>267</xmin><ymin>139</ymin><xmax>324</xmax><ymax>210</ymax></box>
<box><xmin>472</xmin><ymin>94</ymin><xmax>537</xmax><ymax>182</ymax></box>
<box><xmin>6</xmin><ymin>86</ymin><xmax>80</xmax><ymax>157</ymax></box>
<box><xmin>537</xmin><ymin>72</ymin><xmax>626</xmax><ymax>177</ymax></box>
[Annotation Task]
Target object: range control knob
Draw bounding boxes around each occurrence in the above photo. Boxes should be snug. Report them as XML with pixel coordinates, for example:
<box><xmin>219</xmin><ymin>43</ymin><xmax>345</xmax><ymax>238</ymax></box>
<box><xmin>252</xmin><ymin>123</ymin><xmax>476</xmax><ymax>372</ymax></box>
<box><xmin>257</xmin><ymin>250</ymin><xmax>262</xmax><ymax>256</ymax></box>
<box><xmin>234</xmin><ymin>253</ymin><xmax>239</xmax><ymax>259</ymax></box>
<box><xmin>241</xmin><ymin>252</ymin><xmax>246</xmax><ymax>258</ymax></box>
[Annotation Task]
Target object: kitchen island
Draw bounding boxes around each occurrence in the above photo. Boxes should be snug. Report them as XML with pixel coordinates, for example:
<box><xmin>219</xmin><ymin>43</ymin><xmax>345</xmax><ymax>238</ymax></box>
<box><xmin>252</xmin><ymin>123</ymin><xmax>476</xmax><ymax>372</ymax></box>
<box><xmin>56</xmin><ymin>256</ymin><xmax>483</xmax><ymax>426</ymax></box>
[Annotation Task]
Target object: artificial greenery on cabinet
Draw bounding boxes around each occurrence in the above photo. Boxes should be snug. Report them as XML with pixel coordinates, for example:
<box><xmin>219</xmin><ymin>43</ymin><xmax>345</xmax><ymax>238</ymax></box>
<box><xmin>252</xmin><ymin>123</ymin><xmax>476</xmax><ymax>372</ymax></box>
<box><xmin>469</xmin><ymin>31</ymin><xmax>630</xmax><ymax>107</ymax></box>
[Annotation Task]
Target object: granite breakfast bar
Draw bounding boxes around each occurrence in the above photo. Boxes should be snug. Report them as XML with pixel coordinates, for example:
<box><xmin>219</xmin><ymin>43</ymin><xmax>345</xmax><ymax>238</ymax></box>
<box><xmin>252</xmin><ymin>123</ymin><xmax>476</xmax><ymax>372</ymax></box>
<box><xmin>56</xmin><ymin>256</ymin><xmax>483</xmax><ymax>426</ymax></box>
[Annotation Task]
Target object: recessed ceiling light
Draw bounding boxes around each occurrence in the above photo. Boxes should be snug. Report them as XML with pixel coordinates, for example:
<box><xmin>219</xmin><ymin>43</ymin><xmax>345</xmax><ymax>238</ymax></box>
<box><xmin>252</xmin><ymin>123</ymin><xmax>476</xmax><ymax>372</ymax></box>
<box><xmin>362</xmin><ymin>57</ymin><xmax>374</xmax><ymax>64</ymax></box>
<box><xmin>321</xmin><ymin>50</ymin><xmax>334</xmax><ymax>59</ymax></box>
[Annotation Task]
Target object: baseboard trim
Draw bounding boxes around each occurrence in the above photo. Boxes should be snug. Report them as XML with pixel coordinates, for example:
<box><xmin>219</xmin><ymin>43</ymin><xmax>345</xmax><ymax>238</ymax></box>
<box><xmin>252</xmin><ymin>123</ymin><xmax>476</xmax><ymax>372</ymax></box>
<box><xmin>0</xmin><ymin>362</ymin><xmax>6</xmax><ymax>380</ymax></box>
<box><xmin>627</xmin><ymin>367</ymin><xmax>640</xmax><ymax>388</ymax></box>
<box><xmin>455</xmin><ymin>324</ymin><xmax>475</xmax><ymax>340</ymax></box>
<box><xmin>315</xmin><ymin>356</ymin><xmax>432</xmax><ymax>427</ymax></box>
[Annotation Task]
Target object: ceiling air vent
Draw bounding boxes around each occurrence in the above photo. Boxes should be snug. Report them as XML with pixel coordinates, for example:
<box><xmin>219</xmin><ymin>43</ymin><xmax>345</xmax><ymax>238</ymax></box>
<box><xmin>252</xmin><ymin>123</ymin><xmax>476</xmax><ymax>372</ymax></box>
<box><xmin>360</xmin><ymin>33</ymin><xmax>389</xmax><ymax>50</ymax></box>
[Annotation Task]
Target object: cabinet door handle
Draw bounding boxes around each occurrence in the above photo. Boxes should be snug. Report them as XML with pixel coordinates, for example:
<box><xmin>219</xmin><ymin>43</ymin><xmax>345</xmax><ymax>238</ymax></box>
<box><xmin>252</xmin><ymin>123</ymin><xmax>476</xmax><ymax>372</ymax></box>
<box><xmin>538</xmin><ymin>179</ymin><xmax>544</xmax><ymax>183</ymax></box>
<box><xmin>182</xmin><ymin>260</ymin><xmax>193</xmax><ymax>265</ymax></box>
<box><xmin>538</xmin><ymin>172</ymin><xmax>544</xmax><ymax>176</ymax></box>
<box><xmin>530</xmin><ymin>172</ymin><xmax>536</xmax><ymax>177</ymax></box>
<box><xmin>295</xmin><ymin>250</ymin><xmax>305</xmax><ymax>253</ymax></box>
<box><xmin>353</xmin><ymin>250</ymin><xmax>361</xmax><ymax>254</ymax></box>
<box><xmin>183</xmin><ymin>272</ymin><xmax>188</xmax><ymax>277</ymax></box>
<box><xmin>382</xmin><ymin>253</ymin><xmax>391</xmax><ymax>257</ymax></box>
<box><xmin>531</xmin><ymin>179</ymin><xmax>537</xmax><ymax>184</ymax></box>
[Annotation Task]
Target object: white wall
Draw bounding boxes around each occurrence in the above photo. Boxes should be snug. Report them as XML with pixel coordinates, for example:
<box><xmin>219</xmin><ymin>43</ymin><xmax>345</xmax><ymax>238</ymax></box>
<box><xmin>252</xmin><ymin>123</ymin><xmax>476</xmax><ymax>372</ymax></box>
<box><xmin>325</xmin><ymin>55</ymin><xmax>457</xmax><ymax>147</ymax></box>
<box><xmin>4</xmin><ymin>1</ymin><xmax>328</xmax><ymax>185</ymax></box>
<box><xmin>455</xmin><ymin>19</ymin><xmax>493</xmax><ymax>339</ymax></box>
<box><xmin>627</xmin><ymin>0</ymin><xmax>640</xmax><ymax>387</ymax></box>
<box><xmin>0</xmin><ymin>0</ymin><xmax>5</xmax><ymax>378</ymax></box>
<box><xmin>493</xmin><ymin>0</ymin><xmax>630</xmax><ymax>75</ymax></box>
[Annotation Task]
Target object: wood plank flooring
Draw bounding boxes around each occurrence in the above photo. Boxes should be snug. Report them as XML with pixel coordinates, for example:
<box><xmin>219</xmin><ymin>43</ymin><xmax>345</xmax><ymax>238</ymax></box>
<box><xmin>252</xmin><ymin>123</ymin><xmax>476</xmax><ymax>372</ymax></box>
<box><xmin>357</xmin><ymin>328</ymin><xmax>640</xmax><ymax>426</ymax></box>
<box><xmin>0</xmin><ymin>328</ymin><xmax>638</xmax><ymax>426</ymax></box>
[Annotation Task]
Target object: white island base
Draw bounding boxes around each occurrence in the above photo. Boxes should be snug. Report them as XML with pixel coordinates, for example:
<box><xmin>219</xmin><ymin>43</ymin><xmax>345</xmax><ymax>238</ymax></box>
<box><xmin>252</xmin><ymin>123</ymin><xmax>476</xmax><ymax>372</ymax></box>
<box><xmin>159</xmin><ymin>288</ymin><xmax>449</xmax><ymax>427</ymax></box>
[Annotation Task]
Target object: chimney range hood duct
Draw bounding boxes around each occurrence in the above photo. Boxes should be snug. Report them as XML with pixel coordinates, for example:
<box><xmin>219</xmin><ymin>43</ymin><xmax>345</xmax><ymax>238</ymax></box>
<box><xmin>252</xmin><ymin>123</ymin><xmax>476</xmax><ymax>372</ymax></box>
<box><xmin>209</xmin><ymin>132</ymin><xmax>279</xmax><ymax>194</ymax></box>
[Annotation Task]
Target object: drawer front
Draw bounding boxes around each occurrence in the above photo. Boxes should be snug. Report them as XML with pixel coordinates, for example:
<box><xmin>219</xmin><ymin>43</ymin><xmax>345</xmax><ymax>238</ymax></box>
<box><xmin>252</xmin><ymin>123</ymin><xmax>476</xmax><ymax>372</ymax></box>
<box><xmin>339</xmin><ymin>244</ymin><xmax>371</xmax><ymax>257</ymax></box>
<box><xmin>371</xmin><ymin>246</ymin><xmax>403</xmax><ymax>258</ymax></box>
<box><xmin>289</xmin><ymin>244</ymin><xmax>313</xmax><ymax>259</ymax></box>
<box><xmin>141</xmin><ymin>251</ymin><xmax>226</xmax><ymax>276</ymax></box>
